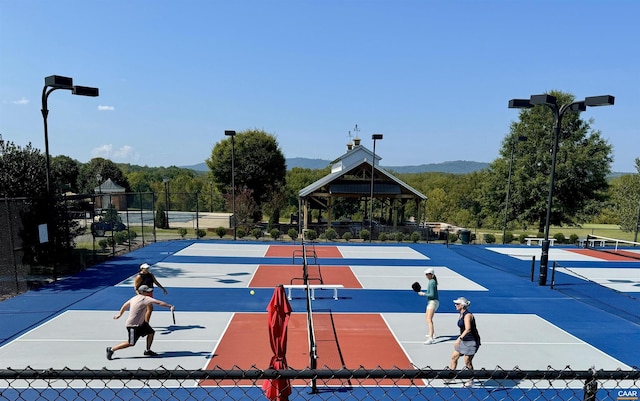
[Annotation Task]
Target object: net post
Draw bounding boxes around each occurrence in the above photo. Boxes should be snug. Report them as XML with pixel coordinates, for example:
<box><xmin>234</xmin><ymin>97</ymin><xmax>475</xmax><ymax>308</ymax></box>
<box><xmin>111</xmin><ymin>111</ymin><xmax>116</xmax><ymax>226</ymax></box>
<box><xmin>550</xmin><ymin>261</ymin><xmax>557</xmax><ymax>289</ymax></box>
<box><xmin>530</xmin><ymin>255</ymin><xmax>536</xmax><ymax>282</ymax></box>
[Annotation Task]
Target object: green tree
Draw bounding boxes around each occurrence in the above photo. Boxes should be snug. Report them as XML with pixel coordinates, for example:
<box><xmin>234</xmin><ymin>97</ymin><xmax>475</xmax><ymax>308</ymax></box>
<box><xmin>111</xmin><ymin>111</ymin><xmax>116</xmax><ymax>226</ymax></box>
<box><xmin>285</xmin><ymin>167</ymin><xmax>331</xmax><ymax>217</ymax></box>
<box><xmin>51</xmin><ymin>155</ymin><xmax>81</xmax><ymax>194</ymax></box>
<box><xmin>0</xmin><ymin>135</ymin><xmax>47</xmax><ymax>198</ymax></box>
<box><xmin>489</xmin><ymin>90</ymin><xmax>613</xmax><ymax>232</ymax></box>
<box><xmin>78</xmin><ymin>158</ymin><xmax>131</xmax><ymax>194</ymax></box>
<box><xmin>610</xmin><ymin>159</ymin><xmax>640</xmax><ymax>233</ymax></box>
<box><xmin>0</xmin><ymin>136</ymin><xmax>81</xmax><ymax>266</ymax></box>
<box><xmin>207</xmin><ymin>129</ymin><xmax>286</xmax><ymax>224</ymax></box>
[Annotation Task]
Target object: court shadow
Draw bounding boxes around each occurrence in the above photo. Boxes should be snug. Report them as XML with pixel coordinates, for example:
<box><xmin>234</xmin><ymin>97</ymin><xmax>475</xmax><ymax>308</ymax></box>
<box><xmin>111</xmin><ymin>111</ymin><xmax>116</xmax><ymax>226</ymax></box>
<box><xmin>157</xmin><ymin>324</ymin><xmax>206</xmax><ymax>335</ymax></box>
<box><xmin>312</xmin><ymin>386</ymin><xmax>353</xmax><ymax>394</ymax></box>
<box><xmin>153</xmin><ymin>350</ymin><xmax>212</xmax><ymax>358</ymax></box>
<box><xmin>118</xmin><ymin>350</ymin><xmax>212</xmax><ymax>359</ymax></box>
<box><xmin>433</xmin><ymin>335</ymin><xmax>458</xmax><ymax>343</ymax></box>
<box><xmin>483</xmin><ymin>379</ymin><xmax>524</xmax><ymax>390</ymax></box>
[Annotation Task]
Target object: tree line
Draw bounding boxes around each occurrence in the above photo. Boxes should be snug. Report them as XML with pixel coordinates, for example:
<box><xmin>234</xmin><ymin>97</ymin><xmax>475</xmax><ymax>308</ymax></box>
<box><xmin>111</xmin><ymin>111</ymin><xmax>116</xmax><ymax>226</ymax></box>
<box><xmin>2</xmin><ymin>90</ymin><xmax>639</xmax><ymax>242</ymax></box>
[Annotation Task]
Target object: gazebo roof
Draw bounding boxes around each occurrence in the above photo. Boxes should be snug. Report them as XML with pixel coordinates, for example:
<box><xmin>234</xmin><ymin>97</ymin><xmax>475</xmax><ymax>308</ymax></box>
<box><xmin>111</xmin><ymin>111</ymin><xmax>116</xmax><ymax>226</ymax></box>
<box><xmin>94</xmin><ymin>178</ymin><xmax>125</xmax><ymax>193</ymax></box>
<box><xmin>299</xmin><ymin>146</ymin><xmax>426</xmax><ymax>200</ymax></box>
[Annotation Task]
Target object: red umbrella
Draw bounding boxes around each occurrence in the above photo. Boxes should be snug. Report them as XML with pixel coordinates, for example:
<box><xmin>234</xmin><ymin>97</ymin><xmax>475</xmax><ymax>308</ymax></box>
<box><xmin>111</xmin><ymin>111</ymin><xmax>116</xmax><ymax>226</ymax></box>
<box><xmin>262</xmin><ymin>284</ymin><xmax>293</xmax><ymax>401</ymax></box>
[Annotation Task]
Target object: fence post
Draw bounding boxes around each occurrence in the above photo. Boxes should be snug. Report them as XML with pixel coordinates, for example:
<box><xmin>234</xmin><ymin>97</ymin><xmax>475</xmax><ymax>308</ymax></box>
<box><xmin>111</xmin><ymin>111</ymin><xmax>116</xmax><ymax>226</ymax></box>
<box><xmin>583</xmin><ymin>368</ymin><xmax>598</xmax><ymax>401</ymax></box>
<box><xmin>152</xmin><ymin>193</ymin><xmax>157</xmax><ymax>243</ymax></box>
<box><xmin>550</xmin><ymin>261</ymin><xmax>556</xmax><ymax>289</ymax></box>
<box><xmin>139</xmin><ymin>192</ymin><xmax>145</xmax><ymax>246</ymax></box>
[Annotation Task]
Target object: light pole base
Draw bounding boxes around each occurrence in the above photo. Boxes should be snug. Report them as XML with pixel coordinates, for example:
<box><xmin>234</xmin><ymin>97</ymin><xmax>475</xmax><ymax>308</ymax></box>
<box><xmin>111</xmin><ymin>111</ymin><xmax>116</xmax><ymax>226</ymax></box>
<box><xmin>538</xmin><ymin>240</ymin><xmax>550</xmax><ymax>286</ymax></box>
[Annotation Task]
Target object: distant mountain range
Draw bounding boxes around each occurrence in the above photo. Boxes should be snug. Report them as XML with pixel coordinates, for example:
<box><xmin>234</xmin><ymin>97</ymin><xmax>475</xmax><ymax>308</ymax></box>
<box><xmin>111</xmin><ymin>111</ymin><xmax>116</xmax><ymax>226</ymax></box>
<box><xmin>182</xmin><ymin>159</ymin><xmax>490</xmax><ymax>174</ymax></box>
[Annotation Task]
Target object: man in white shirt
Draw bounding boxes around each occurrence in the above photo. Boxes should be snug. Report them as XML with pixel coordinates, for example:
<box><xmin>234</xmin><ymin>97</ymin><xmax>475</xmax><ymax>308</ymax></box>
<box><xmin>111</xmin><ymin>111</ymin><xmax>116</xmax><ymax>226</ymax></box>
<box><xmin>106</xmin><ymin>285</ymin><xmax>174</xmax><ymax>360</ymax></box>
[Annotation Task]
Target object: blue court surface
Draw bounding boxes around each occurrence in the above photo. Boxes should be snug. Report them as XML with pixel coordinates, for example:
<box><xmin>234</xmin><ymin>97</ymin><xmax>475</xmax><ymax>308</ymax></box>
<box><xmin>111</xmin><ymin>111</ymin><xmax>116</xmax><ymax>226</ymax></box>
<box><xmin>0</xmin><ymin>240</ymin><xmax>638</xmax><ymax>378</ymax></box>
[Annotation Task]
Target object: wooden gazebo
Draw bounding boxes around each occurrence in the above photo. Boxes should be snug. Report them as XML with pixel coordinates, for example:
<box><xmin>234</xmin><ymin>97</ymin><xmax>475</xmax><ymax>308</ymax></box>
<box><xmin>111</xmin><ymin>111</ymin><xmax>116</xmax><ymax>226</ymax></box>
<box><xmin>298</xmin><ymin>138</ymin><xmax>427</xmax><ymax>232</ymax></box>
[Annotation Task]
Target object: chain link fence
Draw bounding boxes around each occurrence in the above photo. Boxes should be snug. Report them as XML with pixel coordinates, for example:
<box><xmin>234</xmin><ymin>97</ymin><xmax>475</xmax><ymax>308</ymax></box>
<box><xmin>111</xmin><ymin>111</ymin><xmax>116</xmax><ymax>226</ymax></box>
<box><xmin>0</xmin><ymin>366</ymin><xmax>638</xmax><ymax>400</ymax></box>
<box><xmin>0</xmin><ymin>190</ymin><xmax>233</xmax><ymax>300</ymax></box>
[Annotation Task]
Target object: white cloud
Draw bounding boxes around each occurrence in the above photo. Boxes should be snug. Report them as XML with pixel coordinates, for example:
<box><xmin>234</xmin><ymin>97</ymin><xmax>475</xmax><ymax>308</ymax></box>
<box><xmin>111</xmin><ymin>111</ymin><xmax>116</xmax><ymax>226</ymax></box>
<box><xmin>114</xmin><ymin>145</ymin><xmax>135</xmax><ymax>159</ymax></box>
<box><xmin>91</xmin><ymin>144</ymin><xmax>140</xmax><ymax>162</ymax></box>
<box><xmin>98</xmin><ymin>105</ymin><xmax>115</xmax><ymax>111</ymax></box>
<box><xmin>91</xmin><ymin>144</ymin><xmax>113</xmax><ymax>157</ymax></box>
<box><xmin>12</xmin><ymin>97</ymin><xmax>29</xmax><ymax>105</ymax></box>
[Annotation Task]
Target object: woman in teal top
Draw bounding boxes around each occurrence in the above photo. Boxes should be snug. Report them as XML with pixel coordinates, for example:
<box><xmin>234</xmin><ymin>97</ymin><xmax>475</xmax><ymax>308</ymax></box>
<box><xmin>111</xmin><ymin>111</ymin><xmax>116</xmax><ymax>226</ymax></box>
<box><xmin>418</xmin><ymin>268</ymin><xmax>439</xmax><ymax>344</ymax></box>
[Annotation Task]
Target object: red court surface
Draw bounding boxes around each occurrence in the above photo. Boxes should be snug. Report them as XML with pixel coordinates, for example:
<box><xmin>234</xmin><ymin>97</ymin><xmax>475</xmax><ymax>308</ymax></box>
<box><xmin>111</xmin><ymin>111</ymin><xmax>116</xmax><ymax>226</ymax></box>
<box><xmin>265</xmin><ymin>245</ymin><xmax>343</xmax><ymax>258</ymax></box>
<box><xmin>568</xmin><ymin>248</ymin><xmax>640</xmax><ymax>261</ymax></box>
<box><xmin>204</xmin><ymin>313</ymin><xmax>412</xmax><ymax>386</ymax></box>
<box><xmin>250</xmin><ymin>265</ymin><xmax>363</xmax><ymax>288</ymax></box>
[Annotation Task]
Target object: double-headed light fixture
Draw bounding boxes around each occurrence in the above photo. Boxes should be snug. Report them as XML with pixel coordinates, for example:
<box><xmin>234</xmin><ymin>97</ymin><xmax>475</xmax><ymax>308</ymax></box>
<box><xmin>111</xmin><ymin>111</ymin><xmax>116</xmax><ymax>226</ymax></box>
<box><xmin>508</xmin><ymin>93</ymin><xmax>614</xmax><ymax>286</ymax></box>
<box><xmin>42</xmin><ymin>75</ymin><xmax>99</xmax><ymax>196</ymax></box>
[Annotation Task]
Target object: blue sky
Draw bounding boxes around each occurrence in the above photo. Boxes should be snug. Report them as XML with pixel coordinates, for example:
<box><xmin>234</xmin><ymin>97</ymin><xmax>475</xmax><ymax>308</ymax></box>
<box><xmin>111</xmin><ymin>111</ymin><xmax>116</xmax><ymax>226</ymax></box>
<box><xmin>1</xmin><ymin>1</ymin><xmax>638</xmax><ymax>172</ymax></box>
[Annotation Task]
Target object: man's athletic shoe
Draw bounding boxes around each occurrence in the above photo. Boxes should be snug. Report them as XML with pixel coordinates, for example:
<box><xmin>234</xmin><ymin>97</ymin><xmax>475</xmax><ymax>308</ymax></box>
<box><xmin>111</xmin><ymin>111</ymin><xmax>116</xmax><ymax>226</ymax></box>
<box><xmin>106</xmin><ymin>347</ymin><xmax>114</xmax><ymax>360</ymax></box>
<box><xmin>144</xmin><ymin>350</ymin><xmax>158</xmax><ymax>356</ymax></box>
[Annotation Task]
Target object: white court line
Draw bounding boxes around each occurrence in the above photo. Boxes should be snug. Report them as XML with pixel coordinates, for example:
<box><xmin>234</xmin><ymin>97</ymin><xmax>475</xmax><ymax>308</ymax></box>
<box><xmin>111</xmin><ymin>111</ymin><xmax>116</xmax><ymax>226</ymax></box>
<box><xmin>384</xmin><ymin>312</ymin><xmax>631</xmax><ymax>371</ymax></box>
<box><xmin>116</xmin><ymin>262</ymin><xmax>259</xmax><ymax>288</ymax></box>
<box><xmin>351</xmin><ymin>265</ymin><xmax>487</xmax><ymax>291</ymax></box>
<box><xmin>487</xmin><ymin>247</ymin><xmax>605</xmax><ymax>261</ymax></box>
<box><xmin>337</xmin><ymin>246</ymin><xmax>429</xmax><ymax>259</ymax></box>
<box><xmin>173</xmin><ymin>243</ymin><xmax>270</xmax><ymax>257</ymax></box>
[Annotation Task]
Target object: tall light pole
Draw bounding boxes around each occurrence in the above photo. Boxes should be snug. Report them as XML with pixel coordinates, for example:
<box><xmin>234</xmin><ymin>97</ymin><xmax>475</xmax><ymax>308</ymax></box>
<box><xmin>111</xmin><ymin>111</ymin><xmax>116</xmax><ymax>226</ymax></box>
<box><xmin>225</xmin><ymin>130</ymin><xmax>237</xmax><ymax>240</ymax></box>
<box><xmin>163</xmin><ymin>176</ymin><xmax>170</xmax><ymax>229</ymax></box>
<box><xmin>42</xmin><ymin>75</ymin><xmax>99</xmax><ymax>196</ymax></box>
<box><xmin>502</xmin><ymin>135</ymin><xmax>527</xmax><ymax>244</ymax></box>
<box><xmin>369</xmin><ymin>134</ymin><xmax>383</xmax><ymax>242</ymax></box>
<box><xmin>509</xmin><ymin>94</ymin><xmax>614</xmax><ymax>285</ymax></box>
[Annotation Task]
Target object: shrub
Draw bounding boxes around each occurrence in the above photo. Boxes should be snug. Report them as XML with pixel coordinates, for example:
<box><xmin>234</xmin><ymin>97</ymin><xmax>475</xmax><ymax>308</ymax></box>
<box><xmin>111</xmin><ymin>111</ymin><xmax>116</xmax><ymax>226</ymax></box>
<box><xmin>288</xmin><ymin>228</ymin><xmax>298</xmax><ymax>242</ymax></box>
<box><xmin>410</xmin><ymin>231</ymin><xmax>421</xmax><ymax>243</ymax></box>
<box><xmin>342</xmin><ymin>232</ymin><xmax>352</xmax><ymax>242</ymax></box>
<box><xmin>553</xmin><ymin>232</ymin><xmax>565</xmax><ymax>244</ymax></box>
<box><xmin>114</xmin><ymin>231</ymin><xmax>127</xmax><ymax>245</ymax></box>
<box><xmin>305</xmin><ymin>229</ymin><xmax>318</xmax><ymax>241</ymax></box>
<box><xmin>128</xmin><ymin>231</ymin><xmax>137</xmax><ymax>240</ymax></box>
<box><xmin>359</xmin><ymin>229</ymin><xmax>370</xmax><ymax>241</ymax></box>
<box><xmin>483</xmin><ymin>233</ymin><xmax>496</xmax><ymax>244</ymax></box>
<box><xmin>569</xmin><ymin>233</ymin><xmax>579</xmax><ymax>245</ymax></box>
<box><xmin>503</xmin><ymin>231</ymin><xmax>514</xmax><ymax>244</ymax></box>
<box><xmin>270</xmin><ymin>228</ymin><xmax>281</xmax><ymax>240</ymax></box>
<box><xmin>196</xmin><ymin>229</ymin><xmax>206</xmax><ymax>238</ymax></box>
<box><xmin>251</xmin><ymin>228</ymin><xmax>263</xmax><ymax>239</ymax></box>
<box><xmin>325</xmin><ymin>228</ymin><xmax>338</xmax><ymax>241</ymax></box>
<box><xmin>378</xmin><ymin>232</ymin><xmax>387</xmax><ymax>242</ymax></box>
<box><xmin>216</xmin><ymin>226</ymin><xmax>227</xmax><ymax>238</ymax></box>
<box><xmin>178</xmin><ymin>228</ymin><xmax>188</xmax><ymax>238</ymax></box>
<box><xmin>98</xmin><ymin>239</ymin><xmax>108</xmax><ymax>251</ymax></box>
<box><xmin>448</xmin><ymin>233</ymin><xmax>458</xmax><ymax>243</ymax></box>
<box><xmin>237</xmin><ymin>228</ymin><xmax>246</xmax><ymax>239</ymax></box>
<box><xmin>518</xmin><ymin>233</ymin><xmax>529</xmax><ymax>244</ymax></box>
<box><xmin>395</xmin><ymin>232</ymin><xmax>405</xmax><ymax>242</ymax></box>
